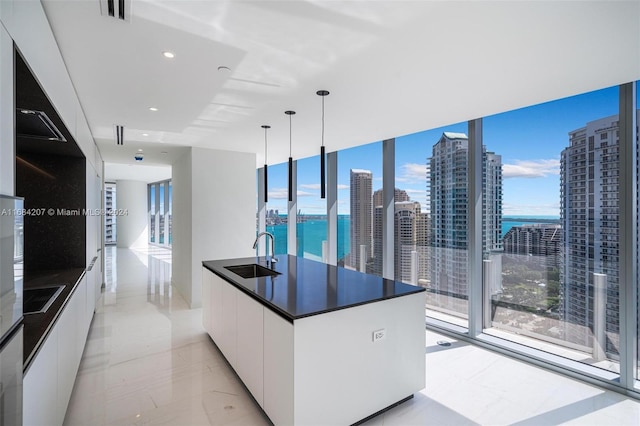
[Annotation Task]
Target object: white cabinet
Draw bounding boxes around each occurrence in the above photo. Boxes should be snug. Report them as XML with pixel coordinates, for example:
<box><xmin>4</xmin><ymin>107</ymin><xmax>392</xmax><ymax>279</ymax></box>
<box><xmin>210</xmin><ymin>272</ymin><xmax>223</xmax><ymax>341</ymax></box>
<box><xmin>203</xmin><ymin>268</ymin><xmax>265</xmax><ymax>408</ymax></box>
<box><xmin>220</xmin><ymin>278</ymin><xmax>238</xmax><ymax>365</ymax></box>
<box><xmin>202</xmin><ymin>268</ymin><xmax>213</xmax><ymax>336</ymax></box>
<box><xmin>23</xmin><ymin>273</ymin><xmax>93</xmax><ymax>426</ymax></box>
<box><xmin>263</xmin><ymin>308</ymin><xmax>294</xmax><ymax>425</ymax></box>
<box><xmin>23</xmin><ymin>326</ymin><xmax>58</xmax><ymax>426</ymax></box>
<box><xmin>86</xmin><ymin>260</ymin><xmax>96</xmax><ymax>322</ymax></box>
<box><xmin>56</xmin><ymin>285</ymin><xmax>80</xmax><ymax>425</ymax></box>
<box><xmin>236</xmin><ymin>291</ymin><xmax>264</xmax><ymax>407</ymax></box>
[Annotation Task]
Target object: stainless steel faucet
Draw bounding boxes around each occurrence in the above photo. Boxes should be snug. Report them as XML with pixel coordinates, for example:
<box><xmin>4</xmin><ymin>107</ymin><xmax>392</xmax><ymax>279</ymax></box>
<box><xmin>253</xmin><ymin>231</ymin><xmax>278</xmax><ymax>267</ymax></box>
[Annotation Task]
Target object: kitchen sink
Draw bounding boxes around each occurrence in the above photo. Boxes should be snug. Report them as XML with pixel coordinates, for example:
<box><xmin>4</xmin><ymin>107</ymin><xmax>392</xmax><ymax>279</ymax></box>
<box><xmin>23</xmin><ymin>285</ymin><xmax>65</xmax><ymax>314</ymax></box>
<box><xmin>225</xmin><ymin>264</ymin><xmax>280</xmax><ymax>279</ymax></box>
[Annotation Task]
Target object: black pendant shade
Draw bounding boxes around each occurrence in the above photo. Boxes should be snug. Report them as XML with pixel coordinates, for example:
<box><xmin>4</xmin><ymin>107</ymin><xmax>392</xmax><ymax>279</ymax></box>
<box><xmin>317</xmin><ymin>90</ymin><xmax>329</xmax><ymax>199</ymax></box>
<box><xmin>264</xmin><ymin>163</ymin><xmax>268</xmax><ymax>203</ymax></box>
<box><xmin>261</xmin><ymin>125</ymin><xmax>270</xmax><ymax>203</ymax></box>
<box><xmin>285</xmin><ymin>110</ymin><xmax>296</xmax><ymax>202</ymax></box>
<box><xmin>288</xmin><ymin>156</ymin><xmax>293</xmax><ymax>202</ymax></box>
<box><xmin>320</xmin><ymin>145</ymin><xmax>326</xmax><ymax>199</ymax></box>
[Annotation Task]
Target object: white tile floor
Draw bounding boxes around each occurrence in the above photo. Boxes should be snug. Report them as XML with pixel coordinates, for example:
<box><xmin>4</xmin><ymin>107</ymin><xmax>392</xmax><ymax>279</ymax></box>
<box><xmin>64</xmin><ymin>247</ymin><xmax>640</xmax><ymax>425</ymax></box>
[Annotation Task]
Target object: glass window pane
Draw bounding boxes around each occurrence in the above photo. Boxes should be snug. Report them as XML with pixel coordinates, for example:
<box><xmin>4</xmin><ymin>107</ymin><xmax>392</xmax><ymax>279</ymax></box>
<box><xmin>396</xmin><ymin>123</ymin><xmax>469</xmax><ymax>328</ymax></box>
<box><xmin>168</xmin><ymin>182</ymin><xmax>172</xmax><ymax>246</ymax></box>
<box><xmin>104</xmin><ymin>182</ymin><xmax>116</xmax><ymax>244</ymax></box>
<box><xmin>337</xmin><ymin>142</ymin><xmax>382</xmax><ymax>275</ymax></box>
<box><xmin>266</xmin><ymin>162</ymin><xmax>288</xmax><ymax>255</ymax></box>
<box><xmin>159</xmin><ymin>183</ymin><xmax>165</xmax><ymax>244</ymax></box>
<box><xmin>484</xmin><ymin>85</ymin><xmax>619</xmax><ymax>375</ymax></box>
<box><xmin>296</xmin><ymin>156</ymin><xmax>327</xmax><ymax>262</ymax></box>
<box><xmin>636</xmin><ymin>80</ymin><xmax>640</xmax><ymax>384</ymax></box>
<box><xmin>149</xmin><ymin>184</ymin><xmax>156</xmax><ymax>243</ymax></box>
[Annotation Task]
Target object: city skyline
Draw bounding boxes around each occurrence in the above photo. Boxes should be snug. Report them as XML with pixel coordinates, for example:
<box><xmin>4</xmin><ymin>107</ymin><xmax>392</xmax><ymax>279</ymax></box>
<box><xmin>263</xmin><ymin>85</ymin><xmax>619</xmax><ymax>217</ymax></box>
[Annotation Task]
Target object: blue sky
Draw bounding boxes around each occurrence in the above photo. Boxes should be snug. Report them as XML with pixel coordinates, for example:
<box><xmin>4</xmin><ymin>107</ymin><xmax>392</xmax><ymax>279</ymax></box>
<box><xmin>265</xmin><ymin>85</ymin><xmax>622</xmax><ymax>216</ymax></box>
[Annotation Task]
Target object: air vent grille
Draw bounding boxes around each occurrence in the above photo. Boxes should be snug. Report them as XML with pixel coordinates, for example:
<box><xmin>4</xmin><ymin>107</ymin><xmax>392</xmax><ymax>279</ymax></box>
<box><xmin>100</xmin><ymin>0</ymin><xmax>130</xmax><ymax>22</ymax></box>
<box><xmin>114</xmin><ymin>125</ymin><xmax>125</xmax><ymax>145</ymax></box>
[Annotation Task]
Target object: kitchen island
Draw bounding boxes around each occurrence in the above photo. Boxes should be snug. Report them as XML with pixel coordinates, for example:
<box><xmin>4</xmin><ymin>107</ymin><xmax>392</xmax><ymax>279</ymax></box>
<box><xmin>202</xmin><ymin>255</ymin><xmax>426</xmax><ymax>425</ymax></box>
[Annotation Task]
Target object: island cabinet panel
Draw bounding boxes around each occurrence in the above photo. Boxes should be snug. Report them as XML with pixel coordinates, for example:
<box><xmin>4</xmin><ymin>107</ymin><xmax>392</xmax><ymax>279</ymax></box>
<box><xmin>235</xmin><ymin>291</ymin><xmax>264</xmax><ymax>407</ymax></box>
<box><xmin>292</xmin><ymin>292</ymin><xmax>426</xmax><ymax>425</ymax></box>
<box><xmin>202</xmin><ymin>267</ymin><xmax>213</xmax><ymax>336</ymax></box>
<box><xmin>220</xmin><ymin>276</ymin><xmax>238</xmax><ymax>365</ymax></box>
<box><xmin>210</xmin><ymin>272</ymin><xmax>224</xmax><ymax>342</ymax></box>
<box><xmin>263</xmin><ymin>308</ymin><xmax>294</xmax><ymax>426</ymax></box>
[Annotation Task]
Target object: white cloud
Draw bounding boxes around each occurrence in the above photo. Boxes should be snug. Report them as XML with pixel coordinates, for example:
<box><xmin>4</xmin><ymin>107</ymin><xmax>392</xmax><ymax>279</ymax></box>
<box><xmin>268</xmin><ymin>188</ymin><xmax>313</xmax><ymax>199</ymax></box>
<box><xmin>300</xmin><ymin>183</ymin><xmax>320</xmax><ymax>190</ymax></box>
<box><xmin>337</xmin><ymin>184</ymin><xmax>349</xmax><ymax>190</ymax></box>
<box><xmin>396</xmin><ymin>163</ymin><xmax>427</xmax><ymax>184</ymax></box>
<box><xmin>404</xmin><ymin>188</ymin><xmax>424</xmax><ymax>195</ymax></box>
<box><xmin>503</xmin><ymin>159</ymin><xmax>560</xmax><ymax>179</ymax></box>
<box><xmin>268</xmin><ymin>188</ymin><xmax>289</xmax><ymax>199</ymax></box>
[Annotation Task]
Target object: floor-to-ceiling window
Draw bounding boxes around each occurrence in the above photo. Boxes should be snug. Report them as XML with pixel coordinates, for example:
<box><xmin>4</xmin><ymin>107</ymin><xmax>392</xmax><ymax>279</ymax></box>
<box><xmin>635</xmin><ymin>80</ymin><xmax>639</xmax><ymax>386</ymax></box>
<box><xmin>265</xmin><ymin>162</ymin><xmax>288</xmax><ymax>255</ymax></box>
<box><xmin>148</xmin><ymin>179</ymin><xmax>172</xmax><ymax>247</ymax></box>
<box><xmin>395</xmin><ymin>123</ymin><xmax>469</xmax><ymax>328</ymax></box>
<box><xmin>483</xmin><ymin>86</ymin><xmax>620</xmax><ymax>375</ymax></box>
<box><xmin>296</xmin><ymin>155</ymin><xmax>327</xmax><ymax>261</ymax></box>
<box><xmin>104</xmin><ymin>182</ymin><xmax>116</xmax><ymax>245</ymax></box>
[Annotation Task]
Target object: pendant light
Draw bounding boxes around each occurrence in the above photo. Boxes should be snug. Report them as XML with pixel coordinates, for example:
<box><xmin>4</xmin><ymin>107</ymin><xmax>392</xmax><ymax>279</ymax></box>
<box><xmin>262</xmin><ymin>125</ymin><xmax>270</xmax><ymax>203</ymax></box>
<box><xmin>317</xmin><ymin>90</ymin><xmax>329</xmax><ymax>199</ymax></box>
<box><xmin>285</xmin><ymin>110</ymin><xmax>296</xmax><ymax>202</ymax></box>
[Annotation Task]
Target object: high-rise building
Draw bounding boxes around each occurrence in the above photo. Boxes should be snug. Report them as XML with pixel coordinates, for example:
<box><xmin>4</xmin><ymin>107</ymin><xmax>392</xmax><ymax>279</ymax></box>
<box><xmin>484</xmin><ymin>152</ymin><xmax>503</xmax><ymax>252</ymax></box>
<box><xmin>349</xmin><ymin>169</ymin><xmax>373</xmax><ymax>271</ymax></box>
<box><xmin>560</xmin><ymin>112</ymin><xmax>640</xmax><ymax>355</ymax></box>
<box><xmin>416</xmin><ymin>210</ymin><xmax>431</xmax><ymax>287</ymax></box>
<box><xmin>429</xmin><ymin>132</ymin><xmax>503</xmax><ymax>314</ymax></box>
<box><xmin>503</xmin><ymin>224</ymin><xmax>561</xmax><ymax>267</ymax></box>
<box><xmin>371</xmin><ymin>188</ymin><xmax>410</xmax><ymax>276</ymax></box>
<box><xmin>394</xmin><ymin>200</ymin><xmax>421</xmax><ymax>283</ymax></box>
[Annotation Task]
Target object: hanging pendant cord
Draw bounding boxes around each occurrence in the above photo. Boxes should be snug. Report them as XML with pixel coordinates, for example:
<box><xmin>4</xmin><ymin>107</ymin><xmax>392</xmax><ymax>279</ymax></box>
<box><xmin>264</xmin><ymin>127</ymin><xmax>268</xmax><ymax>163</ymax></box>
<box><xmin>289</xmin><ymin>114</ymin><xmax>292</xmax><ymax>156</ymax></box>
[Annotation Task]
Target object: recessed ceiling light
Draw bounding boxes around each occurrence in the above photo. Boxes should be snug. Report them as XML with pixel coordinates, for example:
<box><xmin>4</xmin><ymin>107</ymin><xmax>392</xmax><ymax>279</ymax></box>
<box><xmin>161</xmin><ymin>151</ymin><xmax>168</xmax><ymax>155</ymax></box>
<box><xmin>142</xmin><ymin>133</ymin><xmax>149</xmax><ymax>137</ymax></box>
<box><xmin>149</xmin><ymin>107</ymin><xmax>158</xmax><ymax>112</ymax></box>
<box><xmin>162</xmin><ymin>51</ymin><xmax>175</xmax><ymax>59</ymax></box>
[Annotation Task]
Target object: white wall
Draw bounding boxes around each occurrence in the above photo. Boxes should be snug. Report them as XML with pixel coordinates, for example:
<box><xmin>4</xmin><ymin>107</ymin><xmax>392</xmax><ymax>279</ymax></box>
<box><xmin>171</xmin><ymin>150</ymin><xmax>193</xmax><ymax>304</ymax></box>
<box><xmin>115</xmin><ymin>180</ymin><xmax>148</xmax><ymax>249</ymax></box>
<box><xmin>0</xmin><ymin>23</ymin><xmax>13</xmax><ymax>195</ymax></box>
<box><xmin>172</xmin><ymin>147</ymin><xmax>256</xmax><ymax>308</ymax></box>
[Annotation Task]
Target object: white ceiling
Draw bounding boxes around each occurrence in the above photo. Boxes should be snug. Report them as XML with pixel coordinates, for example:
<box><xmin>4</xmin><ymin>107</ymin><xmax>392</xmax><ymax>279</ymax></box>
<box><xmin>41</xmin><ymin>0</ymin><xmax>640</xmax><ymax>180</ymax></box>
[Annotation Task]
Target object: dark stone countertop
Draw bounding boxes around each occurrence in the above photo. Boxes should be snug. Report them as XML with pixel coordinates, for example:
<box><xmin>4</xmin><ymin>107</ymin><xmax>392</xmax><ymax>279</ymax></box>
<box><xmin>202</xmin><ymin>255</ymin><xmax>425</xmax><ymax>323</ymax></box>
<box><xmin>22</xmin><ymin>268</ymin><xmax>86</xmax><ymax>372</ymax></box>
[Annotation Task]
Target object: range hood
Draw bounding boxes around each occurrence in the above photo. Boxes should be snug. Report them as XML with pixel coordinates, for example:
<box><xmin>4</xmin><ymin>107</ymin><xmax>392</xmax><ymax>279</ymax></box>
<box><xmin>16</xmin><ymin>108</ymin><xmax>67</xmax><ymax>142</ymax></box>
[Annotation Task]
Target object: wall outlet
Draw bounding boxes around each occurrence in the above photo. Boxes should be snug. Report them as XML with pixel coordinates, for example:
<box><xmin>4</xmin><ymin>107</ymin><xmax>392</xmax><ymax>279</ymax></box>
<box><xmin>372</xmin><ymin>328</ymin><xmax>386</xmax><ymax>342</ymax></box>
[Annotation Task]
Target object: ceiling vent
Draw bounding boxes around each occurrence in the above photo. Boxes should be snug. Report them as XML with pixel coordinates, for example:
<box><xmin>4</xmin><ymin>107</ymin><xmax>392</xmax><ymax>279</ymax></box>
<box><xmin>16</xmin><ymin>109</ymin><xmax>67</xmax><ymax>142</ymax></box>
<box><xmin>100</xmin><ymin>0</ymin><xmax>131</xmax><ymax>22</ymax></box>
<box><xmin>114</xmin><ymin>125</ymin><xmax>124</xmax><ymax>145</ymax></box>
